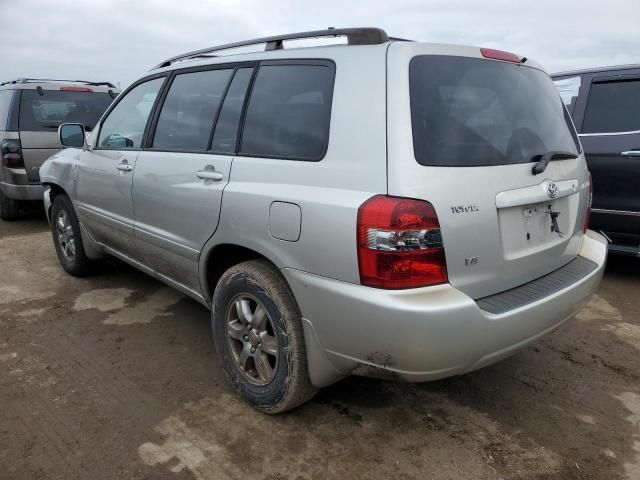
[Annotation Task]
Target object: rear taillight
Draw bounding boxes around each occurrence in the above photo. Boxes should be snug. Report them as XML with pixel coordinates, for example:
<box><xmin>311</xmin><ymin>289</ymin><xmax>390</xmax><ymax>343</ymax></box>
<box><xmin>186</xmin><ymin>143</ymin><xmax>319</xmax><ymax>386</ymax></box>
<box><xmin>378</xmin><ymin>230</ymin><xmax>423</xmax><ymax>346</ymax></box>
<box><xmin>583</xmin><ymin>172</ymin><xmax>592</xmax><ymax>233</ymax></box>
<box><xmin>1</xmin><ymin>139</ymin><xmax>24</xmax><ymax>168</ymax></box>
<box><xmin>480</xmin><ymin>47</ymin><xmax>524</xmax><ymax>63</ymax></box>
<box><xmin>357</xmin><ymin>195</ymin><xmax>448</xmax><ymax>289</ymax></box>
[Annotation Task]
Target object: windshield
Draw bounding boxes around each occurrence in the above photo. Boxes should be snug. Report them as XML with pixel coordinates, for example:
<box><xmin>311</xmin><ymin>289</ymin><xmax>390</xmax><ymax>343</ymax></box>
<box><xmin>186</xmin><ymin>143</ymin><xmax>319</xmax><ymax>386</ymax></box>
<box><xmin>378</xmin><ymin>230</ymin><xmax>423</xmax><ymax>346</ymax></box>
<box><xmin>19</xmin><ymin>89</ymin><xmax>114</xmax><ymax>132</ymax></box>
<box><xmin>409</xmin><ymin>56</ymin><xmax>580</xmax><ymax>167</ymax></box>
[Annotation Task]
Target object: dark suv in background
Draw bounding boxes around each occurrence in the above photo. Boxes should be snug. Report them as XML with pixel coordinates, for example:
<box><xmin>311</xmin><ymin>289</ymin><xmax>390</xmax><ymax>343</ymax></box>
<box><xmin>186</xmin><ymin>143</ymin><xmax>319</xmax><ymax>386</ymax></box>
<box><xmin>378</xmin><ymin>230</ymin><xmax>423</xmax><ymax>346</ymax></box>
<box><xmin>0</xmin><ymin>78</ymin><xmax>118</xmax><ymax>220</ymax></box>
<box><xmin>553</xmin><ymin>65</ymin><xmax>640</xmax><ymax>256</ymax></box>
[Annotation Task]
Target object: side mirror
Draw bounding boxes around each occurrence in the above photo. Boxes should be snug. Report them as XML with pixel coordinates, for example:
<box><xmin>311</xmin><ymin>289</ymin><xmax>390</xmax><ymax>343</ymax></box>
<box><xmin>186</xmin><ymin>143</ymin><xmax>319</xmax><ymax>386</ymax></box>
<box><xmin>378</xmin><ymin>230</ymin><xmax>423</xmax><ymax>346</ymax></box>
<box><xmin>59</xmin><ymin>123</ymin><xmax>86</xmax><ymax>148</ymax></box>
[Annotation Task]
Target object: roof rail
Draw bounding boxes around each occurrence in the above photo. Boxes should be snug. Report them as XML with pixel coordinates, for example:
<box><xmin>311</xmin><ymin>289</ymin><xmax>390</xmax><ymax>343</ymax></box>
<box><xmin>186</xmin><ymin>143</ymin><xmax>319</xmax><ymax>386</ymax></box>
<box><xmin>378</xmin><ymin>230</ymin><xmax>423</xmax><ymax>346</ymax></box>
<box><xmin>0</xmin><ymin>78</ymin><xmax>117</xmax><ymax>88</ymax></box>
<box><xmin>153</xmin><ymin>27</ymin><xmax>391</xmax><ymax>69</ymax></box>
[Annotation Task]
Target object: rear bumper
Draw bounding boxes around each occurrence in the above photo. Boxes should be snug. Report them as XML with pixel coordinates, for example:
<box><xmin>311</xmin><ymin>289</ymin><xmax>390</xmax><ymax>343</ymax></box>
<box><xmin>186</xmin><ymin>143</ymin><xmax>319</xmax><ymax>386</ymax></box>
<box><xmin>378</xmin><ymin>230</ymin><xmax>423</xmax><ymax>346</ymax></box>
<box><xmin>283</xmin><ymin>230</ymin><xmax>607</xmax><ymax>386</ymax></box>
<box><xmin>0</xmin><ymin>181</ymin><xmax>44</xmax><ymax>201</ymax></box>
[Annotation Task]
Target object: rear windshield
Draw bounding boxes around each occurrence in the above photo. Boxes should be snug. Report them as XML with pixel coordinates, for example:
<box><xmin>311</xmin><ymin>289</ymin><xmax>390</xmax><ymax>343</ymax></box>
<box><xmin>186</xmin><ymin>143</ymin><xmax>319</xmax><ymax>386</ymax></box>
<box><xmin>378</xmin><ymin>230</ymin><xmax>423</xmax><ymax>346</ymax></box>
<box><xmin>19</xmin><ymin>89</ymin><xmax>114</xmax><ymax>132</ymax></box>
<box><xmin>410</xmin><ymin>56</ymin><xmax>580</xmax><ymax>167</ymax></box>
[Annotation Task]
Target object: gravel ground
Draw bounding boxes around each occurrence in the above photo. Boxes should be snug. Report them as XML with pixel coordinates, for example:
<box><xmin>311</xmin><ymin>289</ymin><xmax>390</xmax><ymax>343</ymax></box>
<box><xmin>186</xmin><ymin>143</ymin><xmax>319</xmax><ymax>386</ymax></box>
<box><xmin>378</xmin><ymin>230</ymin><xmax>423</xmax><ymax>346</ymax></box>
<box><xmin>1</xmin><ymin>212</ymin><xmax>639</xmax><ymax>480</ymax></box>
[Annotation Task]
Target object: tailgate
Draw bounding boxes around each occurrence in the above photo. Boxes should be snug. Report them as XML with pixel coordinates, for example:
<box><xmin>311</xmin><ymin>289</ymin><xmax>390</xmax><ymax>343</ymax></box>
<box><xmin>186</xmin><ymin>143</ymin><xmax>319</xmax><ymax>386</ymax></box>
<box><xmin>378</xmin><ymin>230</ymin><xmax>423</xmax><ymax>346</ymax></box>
<box><xmin>19</xmin><ymin>131</ymin><xmax>61</xmax><ymax>182</ymax></box>
<box><xmin>17</xmin><ymin>87</ymin><xmax>115</xmax><ymax>181</ymax></box>
<box><xmin>386</xmin><ymin>44</ymin><xmax>590</xmax><ymax>299</ymax></box>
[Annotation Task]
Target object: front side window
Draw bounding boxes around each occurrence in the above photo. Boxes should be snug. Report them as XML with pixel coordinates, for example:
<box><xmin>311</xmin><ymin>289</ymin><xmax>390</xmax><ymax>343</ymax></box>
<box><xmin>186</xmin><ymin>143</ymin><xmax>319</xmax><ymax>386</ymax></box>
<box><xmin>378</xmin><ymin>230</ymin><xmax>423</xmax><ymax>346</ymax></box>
<box><xmin>582</xmin><ymin>79</ymin><xmax>640</xmax><ymax>134</ymax></box>
<box><xmin>410</xmin><ymin>56</ymin><xmax>580</xmax><ymax>167</ymax></box>
<box><xmin>152</xmin><ymin>69</ymin><xmax>233</xmax><ymax>151</ymax></box>
<box><xmin>99</xmin><ymin>77</ymin><xmax>165</xmax><ymax>149</ymax></box>
<box><xmin>240</xmin><ymin>64</ymin><xmax>333</xmax><ymax>160</ymax></box>
<box><xmin>19</xmin><ymin>89</ymin><xmax>113</xmax><ymax>132</ymax></box>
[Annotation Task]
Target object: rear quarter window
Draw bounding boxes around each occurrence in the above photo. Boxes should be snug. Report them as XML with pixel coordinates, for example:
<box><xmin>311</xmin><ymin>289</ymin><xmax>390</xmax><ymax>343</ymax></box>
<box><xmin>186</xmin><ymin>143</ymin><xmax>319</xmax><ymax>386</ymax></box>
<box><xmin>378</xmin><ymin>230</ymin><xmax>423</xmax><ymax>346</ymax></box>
<box><xmin>240</xmin><ymin>63</ymin><xmax>334</xmax><ymax>161</ymax></box>
<box><xmin>409</xmin><ymin>56</ymin><xmax>580</xmax><ymax>167</ymax></box>
<box><xmin>0</xmin><ymin>90</ymin><xmax>15</xmax><ymax>130</ymax></box>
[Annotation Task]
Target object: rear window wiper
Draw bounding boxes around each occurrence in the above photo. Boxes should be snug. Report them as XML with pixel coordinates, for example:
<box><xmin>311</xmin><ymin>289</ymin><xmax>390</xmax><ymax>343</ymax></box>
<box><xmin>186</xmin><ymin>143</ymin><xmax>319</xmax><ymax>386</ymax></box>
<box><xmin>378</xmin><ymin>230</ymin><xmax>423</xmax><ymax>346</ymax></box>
<box><xmin>531</xmin><ymin>151</ymin><xmax>578</xmax><ymax>175</ymax></box>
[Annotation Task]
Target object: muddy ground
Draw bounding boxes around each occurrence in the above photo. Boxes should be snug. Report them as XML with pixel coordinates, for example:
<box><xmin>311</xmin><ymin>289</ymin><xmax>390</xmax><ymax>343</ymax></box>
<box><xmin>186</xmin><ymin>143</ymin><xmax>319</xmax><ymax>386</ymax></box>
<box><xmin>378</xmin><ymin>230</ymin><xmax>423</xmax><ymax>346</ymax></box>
<box><xmin>1</xmin><ymin>213</ymin><xmax>639</xmax><ymax>480</ymax></box>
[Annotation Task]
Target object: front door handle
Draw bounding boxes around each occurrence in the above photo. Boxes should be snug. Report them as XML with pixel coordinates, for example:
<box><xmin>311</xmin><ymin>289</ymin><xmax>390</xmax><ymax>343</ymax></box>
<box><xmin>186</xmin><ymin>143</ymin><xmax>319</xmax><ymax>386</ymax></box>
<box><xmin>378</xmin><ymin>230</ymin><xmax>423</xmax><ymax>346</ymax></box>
<box><xmin>196</xmin><ymin>165</ymin><xmax>223</xmax><ymax>181</ymax></box>
<box><xmin>116</xmin><ymin>160</ymin><xmax>133</xmax><ymax>172</ymax></box>
<box><xmin>621</xmin><ymin>150</ymin><xmax>640</xmax><ymax>157</ymax></box>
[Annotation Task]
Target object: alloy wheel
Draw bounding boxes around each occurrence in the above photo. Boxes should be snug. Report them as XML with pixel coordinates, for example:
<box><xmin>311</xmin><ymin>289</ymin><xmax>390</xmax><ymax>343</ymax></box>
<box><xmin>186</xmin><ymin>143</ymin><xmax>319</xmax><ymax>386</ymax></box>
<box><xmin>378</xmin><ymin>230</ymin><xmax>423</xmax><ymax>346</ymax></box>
<box><xmin>225</xmin><ymin>294</ymin><xmax>279</xmax><ymax>385</ymax></box>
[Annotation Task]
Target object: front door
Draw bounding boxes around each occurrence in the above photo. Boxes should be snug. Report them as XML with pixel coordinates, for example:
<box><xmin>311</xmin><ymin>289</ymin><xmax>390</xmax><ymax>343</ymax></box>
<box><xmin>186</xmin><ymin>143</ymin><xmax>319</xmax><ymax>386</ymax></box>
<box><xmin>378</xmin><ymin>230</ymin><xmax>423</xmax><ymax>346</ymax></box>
<box><xmin>132</xmin><ymin>67</ymin><xmax>254</xmax><ymax>291</ymax></box>
<box><xmin>74</xmin><ymin>76</ymin><xmax>166</xmax><ymax>256</ymax></box>
<box><xmin>576</xmin><ymin>71</ymin><xmax>640</xmax><ymax>245</ymax></box>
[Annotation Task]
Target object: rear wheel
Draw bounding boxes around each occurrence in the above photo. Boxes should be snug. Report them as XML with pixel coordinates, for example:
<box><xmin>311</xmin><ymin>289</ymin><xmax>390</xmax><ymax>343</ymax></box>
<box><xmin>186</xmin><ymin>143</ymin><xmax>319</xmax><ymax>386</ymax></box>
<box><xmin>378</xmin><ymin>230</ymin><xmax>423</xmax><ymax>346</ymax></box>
<box><xmin>0</xmin><ymin>191</ymin><xmax>20</xmax><ymax>220</ymax></box>
<box><xmin>212</xmin><ymin>260</ymin><xmax>317</xmax><ymax>413</ymax></box>
<box><xmin>50</xmin><ymin>194</ymin><xmax>94</xmax><ymax>276</ymax></box>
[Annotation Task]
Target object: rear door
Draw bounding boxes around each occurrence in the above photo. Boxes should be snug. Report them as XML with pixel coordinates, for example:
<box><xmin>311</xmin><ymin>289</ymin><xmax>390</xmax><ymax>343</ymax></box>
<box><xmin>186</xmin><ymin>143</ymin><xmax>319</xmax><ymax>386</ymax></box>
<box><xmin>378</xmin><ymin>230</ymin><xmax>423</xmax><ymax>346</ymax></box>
<box><xmin>572</xmin><ymin>70</ymin><xmax>640</xmax><ymax>241</ymax></box>
<box><xmin>18</xmin><ymin>88</ymin><xmax>115</xmax><ymax>181</ymax></box>
<box><xmin>387</xmin><ymin>45</ymin><xmax>589</xmax><ymax>299</ymax></box>
<box><xmin>132</xmin><ymin>66</ymin><xmax>254</xmax><ymax>291</ymax></box>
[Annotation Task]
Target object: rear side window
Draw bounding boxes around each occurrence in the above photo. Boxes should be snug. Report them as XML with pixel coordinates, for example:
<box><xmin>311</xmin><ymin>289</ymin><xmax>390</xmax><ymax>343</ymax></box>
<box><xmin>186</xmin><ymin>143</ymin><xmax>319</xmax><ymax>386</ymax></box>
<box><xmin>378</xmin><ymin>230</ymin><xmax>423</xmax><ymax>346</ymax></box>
<box><xmin>0</xmin><ymin>90</ymin><xmax>14</xmax><ymax>130</ymax></box>
<box><xmin>19</xmin><ymin>89</ymin><xmax>114</xmax><ymax>132</ymax></box>
<box><xmin>152</xmin><ymin>69</ymin><xmax>233</xmax><ymax>151</ymax></box>
<box><xmin>211</xmin><ymin>68</ymin><xmax>253</xmax><ymax>154</ymax></box>
<box><xmin>410</xmin><ymin>56</ymin><xmax>580</xmax><ymax>167</ymax></box>
<box><xmin>582</xmin><ymin>79</ymin><xmax>640</xmax><ymax>134</ymax></box>
<box><xmin>240</xmin><ymin>63</ymin><xmax>333</xmax><ymax>160</ymax></box>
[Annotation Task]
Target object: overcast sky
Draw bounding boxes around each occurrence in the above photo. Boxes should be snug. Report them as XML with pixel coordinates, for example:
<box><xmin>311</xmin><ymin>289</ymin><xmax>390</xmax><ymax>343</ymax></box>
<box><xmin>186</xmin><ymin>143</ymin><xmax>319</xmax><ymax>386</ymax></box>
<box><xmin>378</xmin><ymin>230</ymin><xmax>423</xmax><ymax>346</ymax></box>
<box><xmin>1</xmin><ymin>0</ymin><xmax>639</xmax><ymax>88</ymax></box>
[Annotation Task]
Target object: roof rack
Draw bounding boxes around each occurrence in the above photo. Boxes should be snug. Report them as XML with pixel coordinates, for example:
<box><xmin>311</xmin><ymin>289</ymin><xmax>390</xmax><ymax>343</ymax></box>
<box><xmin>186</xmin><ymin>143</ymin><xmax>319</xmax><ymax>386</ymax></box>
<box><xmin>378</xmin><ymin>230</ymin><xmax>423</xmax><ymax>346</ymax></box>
<box><xmin>0</xmin><ymin>78</ymin><xmax>116</xmax><ymax>88</ymax></box>
<box><xmin>153</xmin><ymin>27</ymin><xmax>393</xmax><ymax>69</ymax></box>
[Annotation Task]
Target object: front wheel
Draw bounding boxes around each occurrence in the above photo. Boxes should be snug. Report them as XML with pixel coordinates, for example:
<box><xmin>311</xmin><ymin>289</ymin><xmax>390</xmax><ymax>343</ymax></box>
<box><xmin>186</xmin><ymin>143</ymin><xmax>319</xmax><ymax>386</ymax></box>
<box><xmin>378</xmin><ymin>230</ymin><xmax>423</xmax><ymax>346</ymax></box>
<box><xmin>50</xmin><ymin>194</ymin><xmax>94</xmax><ymax>276</ymax></box>
<box><xmin>212</xmin><ymin>260</ymin><xmax>317</xmax><ymax>413</ymax></box>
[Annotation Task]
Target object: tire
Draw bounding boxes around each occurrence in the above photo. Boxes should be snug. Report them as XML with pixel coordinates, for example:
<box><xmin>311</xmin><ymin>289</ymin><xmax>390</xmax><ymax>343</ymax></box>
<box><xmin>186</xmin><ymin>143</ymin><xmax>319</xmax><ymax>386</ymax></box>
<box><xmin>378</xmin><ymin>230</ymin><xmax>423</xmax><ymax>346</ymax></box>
<box><xmin>50</xmin><ymin>194</ymin><xmax>94</xmax><ymax>276</ymax></box>
<box><xmin>0</xmin><ymin>191</ymin><xmax>20</xmax><ymax>220</ymax></box>
<box><xmin>212</xmin><ymin>259</ymin><xmax>317</xmax><ymax>413</ymax></box>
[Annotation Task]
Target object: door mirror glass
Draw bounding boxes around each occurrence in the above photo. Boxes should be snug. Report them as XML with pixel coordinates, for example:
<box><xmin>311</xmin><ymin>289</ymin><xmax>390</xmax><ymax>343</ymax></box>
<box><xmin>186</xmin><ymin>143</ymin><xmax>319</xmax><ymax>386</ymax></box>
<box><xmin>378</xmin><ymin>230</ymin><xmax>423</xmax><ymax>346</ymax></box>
<box><xmin>59</xmin><ymin>123</ymin><xmax>86</xmax><ymax>148</ymax></box>
<box><xmin>103</xmin><ymin>133</ymin><xmax>134</xmax><ymax>149</ymax></box>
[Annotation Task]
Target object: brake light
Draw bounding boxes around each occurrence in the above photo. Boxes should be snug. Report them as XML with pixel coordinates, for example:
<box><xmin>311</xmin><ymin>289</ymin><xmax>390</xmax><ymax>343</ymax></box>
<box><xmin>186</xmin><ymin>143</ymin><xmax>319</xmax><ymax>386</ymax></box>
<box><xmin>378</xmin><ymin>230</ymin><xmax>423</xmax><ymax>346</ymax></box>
<box><xmin>60</xmin><ymin>86</ymin><xmax>93</xmax><ymax>92</ymax></box>
<box><xmin>357</xmin><ymin>195</ymin><xmax>448</xmax><ymax>289</ymax></box>
<box><xmin>480</xmin><ymin>47</ymin><xmax>523</xmax><ymax>63</ymax></box>
<box><xmin>583</xmin><ymin>172</ymin><xmax>592</xmax><ymax>233</ymax></box>
<box><xmin>1</xmin><ymin>139</ymin><xmax>24</xmax><ymax>168</ymax></box>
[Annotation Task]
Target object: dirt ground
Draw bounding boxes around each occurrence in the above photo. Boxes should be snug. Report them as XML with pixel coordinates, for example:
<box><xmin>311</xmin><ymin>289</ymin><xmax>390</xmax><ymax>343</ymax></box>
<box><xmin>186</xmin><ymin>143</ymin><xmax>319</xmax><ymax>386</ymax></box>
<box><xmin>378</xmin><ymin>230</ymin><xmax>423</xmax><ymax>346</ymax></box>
<box><xmin>1</xmin><ymin>213</ymin><xmax>639</xmax><ymax>480</ymax></box>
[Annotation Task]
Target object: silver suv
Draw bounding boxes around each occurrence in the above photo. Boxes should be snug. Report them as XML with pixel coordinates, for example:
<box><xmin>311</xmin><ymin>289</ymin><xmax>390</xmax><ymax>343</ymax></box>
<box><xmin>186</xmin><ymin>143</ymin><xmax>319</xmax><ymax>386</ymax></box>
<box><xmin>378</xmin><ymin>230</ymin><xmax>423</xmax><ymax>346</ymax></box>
<box><xmin>40</xmin><ymin>28</ymin><xmax>607</xmax><ymax>413</ymax></box>
<box><xmin>0</xmin><ymin>78</ymin><xmax>118</xmax><ymax>219</ymax></box>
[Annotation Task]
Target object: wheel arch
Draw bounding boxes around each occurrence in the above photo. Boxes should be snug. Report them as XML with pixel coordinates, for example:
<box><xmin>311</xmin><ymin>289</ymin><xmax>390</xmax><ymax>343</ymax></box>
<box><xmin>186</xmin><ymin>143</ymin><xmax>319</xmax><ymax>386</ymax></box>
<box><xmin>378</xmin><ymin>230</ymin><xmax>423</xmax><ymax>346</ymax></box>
<box><xmin>201</xmin><ymin>243</ymin><xmax>278</xmax><ymax>303</ymax></box>
<box><xmin>42</xmin><ymin>182</ymin><xmax>68</xmax><ymax>223</ymax></box>
<box><xmin>201</xmin><ymin>241</ymin><xmax>346</xmax><ymax>389</ymax></box>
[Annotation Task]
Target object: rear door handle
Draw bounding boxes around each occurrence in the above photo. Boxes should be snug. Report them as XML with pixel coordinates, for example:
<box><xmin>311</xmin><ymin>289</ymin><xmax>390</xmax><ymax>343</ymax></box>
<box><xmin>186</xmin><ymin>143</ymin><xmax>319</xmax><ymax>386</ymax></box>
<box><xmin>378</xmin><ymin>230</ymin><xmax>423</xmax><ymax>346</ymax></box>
<box><xmin>196</xmin><ymin>166</ymin><xmax>223</xmax><ymax>181</ymax></box>
<box><xmin>621</xmin><ymin>150</ymin><xmax>640</xmax><ymax>157</ymax></box>
<box><xmin>116</xmin><ymin>160</ymin><xmax>133</xmax><ymax>172</ymax></box>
